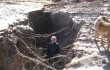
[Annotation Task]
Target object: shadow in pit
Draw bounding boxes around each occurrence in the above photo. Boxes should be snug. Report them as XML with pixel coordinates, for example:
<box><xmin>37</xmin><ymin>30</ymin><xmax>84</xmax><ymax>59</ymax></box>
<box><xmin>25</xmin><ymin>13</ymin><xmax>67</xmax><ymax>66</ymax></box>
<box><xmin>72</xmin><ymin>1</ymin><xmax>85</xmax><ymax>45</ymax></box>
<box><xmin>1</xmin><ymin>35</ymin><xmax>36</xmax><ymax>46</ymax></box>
<box><xmin>95</xmin><ymin>40</ymin><xmax>101</xmax><ymax>52</ymax></box>
<box><xmin>95</xmin><ymin>40</ymin><xmax>110</xmax><ymax>70</ymax></box>
<box><xmin>103</xmin><ymin>51</ymin><xmax>110</xmax><ymax>70</ymax></box>
<box><xmin>28</xmin><ymin>10</ymin><xmax>85</xmax><ymax>70</ymax></box>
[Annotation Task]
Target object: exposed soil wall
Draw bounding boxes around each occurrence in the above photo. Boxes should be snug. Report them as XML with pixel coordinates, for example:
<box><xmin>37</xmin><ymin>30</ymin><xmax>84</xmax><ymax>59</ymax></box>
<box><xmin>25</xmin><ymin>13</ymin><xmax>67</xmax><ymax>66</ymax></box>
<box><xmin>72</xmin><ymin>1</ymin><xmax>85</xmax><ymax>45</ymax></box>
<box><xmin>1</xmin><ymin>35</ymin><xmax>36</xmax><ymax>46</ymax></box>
<box><xmin>28</xmin><ymin>10</ymin><xmax>84</xmax><ymax>48</ymax></box>
<box><xmin>0</xmin><ymin>9</ymin><xmax>84</xmax><ymax>70</ymax></box>
<box><xmin>28</xmin><ymin>10</ymin><xmax>85</xmax><ymax>69</ymax></box>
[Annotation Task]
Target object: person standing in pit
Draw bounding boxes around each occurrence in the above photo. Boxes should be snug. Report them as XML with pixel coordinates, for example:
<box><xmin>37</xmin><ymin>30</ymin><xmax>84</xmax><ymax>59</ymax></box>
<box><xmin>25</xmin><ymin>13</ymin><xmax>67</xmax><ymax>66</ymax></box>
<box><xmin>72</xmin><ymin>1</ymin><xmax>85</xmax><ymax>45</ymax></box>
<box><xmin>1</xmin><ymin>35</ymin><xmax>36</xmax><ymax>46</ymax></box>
<box><xmin>46</xmin><ymin>36</ymin><xmax>60</xmax><ymax>58</ymax></box>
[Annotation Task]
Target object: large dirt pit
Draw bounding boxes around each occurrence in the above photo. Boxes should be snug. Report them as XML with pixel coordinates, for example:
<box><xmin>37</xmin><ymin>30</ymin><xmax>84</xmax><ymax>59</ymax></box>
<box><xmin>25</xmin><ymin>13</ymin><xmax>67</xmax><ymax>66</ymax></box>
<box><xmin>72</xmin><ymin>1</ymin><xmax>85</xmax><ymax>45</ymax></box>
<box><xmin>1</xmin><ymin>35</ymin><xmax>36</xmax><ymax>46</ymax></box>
<box><xmin>28</xmin><ymin>10</ymin><xmax>84</xmax><ymax>47</ymax></box>
<box><xmin>27</xmin><ymin>10</ymin><xmax>84</xmax><ymax>69</ymax></box>
<box><xmin>0</xmin><ymin>6</ymin><xmax>84</xmax><ymax>70</ymax></box>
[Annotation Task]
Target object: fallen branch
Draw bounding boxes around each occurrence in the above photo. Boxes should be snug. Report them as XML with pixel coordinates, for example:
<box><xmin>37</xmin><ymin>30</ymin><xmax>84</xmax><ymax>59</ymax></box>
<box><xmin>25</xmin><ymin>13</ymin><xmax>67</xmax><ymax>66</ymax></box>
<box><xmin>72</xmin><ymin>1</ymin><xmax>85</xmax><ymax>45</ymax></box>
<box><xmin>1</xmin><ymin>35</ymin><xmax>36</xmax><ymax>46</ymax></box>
<box><xmin>19</xmin><ymin>38</ymin><xmax>45</xmax><ymax>62</ymax></box>
<box><xmin>34</xmin><ymin>25</ymin><xmax>70</xmax><ymax>38</ymax></box>
<box><xmin>14</xmin><ymin>44</ymin><xmax>56</xmax><ymax>70</ymax></box>
<box><xmin>65</xmin><ymin>52</ymin><xmax>98</xmax><ymax>68</ymax></box>
<box><xmin>46</xmin><ymin>55</ymin><xmax>67</xmax><ymax>61</ymax></box>
<box><xmin>62</xmin><ymin>43</ymin><xmax>74</xmax><ymax>49</ymax></box>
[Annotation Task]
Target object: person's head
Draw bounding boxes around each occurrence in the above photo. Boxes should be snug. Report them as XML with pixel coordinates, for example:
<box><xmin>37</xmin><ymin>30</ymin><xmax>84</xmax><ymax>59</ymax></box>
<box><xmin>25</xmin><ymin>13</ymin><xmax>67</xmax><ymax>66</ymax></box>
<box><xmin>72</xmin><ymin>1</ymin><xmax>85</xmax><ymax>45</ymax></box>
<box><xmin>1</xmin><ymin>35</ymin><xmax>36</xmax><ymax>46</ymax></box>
<box><xmin>51</xmin><ymin>36</ymin><xmax>57</xmax><ymax>43</ymax></box>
